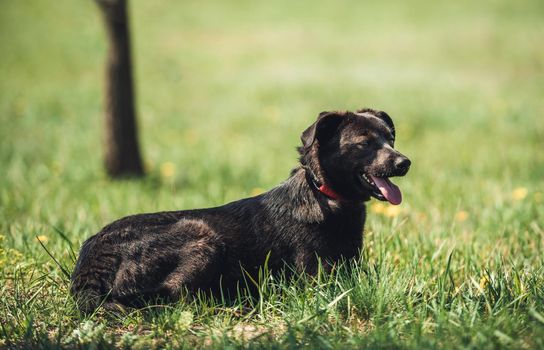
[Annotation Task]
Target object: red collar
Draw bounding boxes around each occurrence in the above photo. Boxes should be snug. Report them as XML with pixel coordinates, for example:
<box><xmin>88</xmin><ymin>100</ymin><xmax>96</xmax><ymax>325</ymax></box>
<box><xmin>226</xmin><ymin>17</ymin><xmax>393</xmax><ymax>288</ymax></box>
<box><xmin>318</xmin><ymin>183</ymin><xmax>343</xmax><ymax>201</ymax></box>
<box><xmin>303</xmin><ymin>166</ymin><xmax>344</xmax><ymax>201</ymax></box>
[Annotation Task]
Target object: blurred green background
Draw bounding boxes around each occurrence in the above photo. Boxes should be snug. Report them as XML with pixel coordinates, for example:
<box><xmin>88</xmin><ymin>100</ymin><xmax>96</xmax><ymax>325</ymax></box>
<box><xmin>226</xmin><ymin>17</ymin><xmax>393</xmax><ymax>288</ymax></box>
<box><xmin>1</xmin><ymin>0</ymin><xmax>543</xmax><ymax>255</ymax></box>
<box><xmin>0</xmin><ymin>0</ymin><xmax>543</xmax><ymax>347</ymax></box>
<box><xmin>1</xmin><ymin>0</ymin><xmax>543</xmax><ymax>264</ymax></box>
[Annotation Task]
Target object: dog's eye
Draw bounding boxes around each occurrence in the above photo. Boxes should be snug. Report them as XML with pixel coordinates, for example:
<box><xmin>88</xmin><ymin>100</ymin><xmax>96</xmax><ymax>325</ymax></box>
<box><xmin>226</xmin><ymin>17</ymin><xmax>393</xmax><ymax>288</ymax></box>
<box><xmin>357</xmin><ymin>141</ymin><xmax>370</xmax><ymax>149</ymax></box>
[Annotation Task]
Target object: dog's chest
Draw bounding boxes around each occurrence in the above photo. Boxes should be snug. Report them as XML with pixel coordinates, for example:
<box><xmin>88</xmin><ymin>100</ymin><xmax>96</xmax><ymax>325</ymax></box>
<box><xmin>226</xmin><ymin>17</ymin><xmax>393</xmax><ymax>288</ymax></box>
<box><xmin>296</xmin><ymin>209</ymin><xmax>366</xmax><ymax>261</ymax></box>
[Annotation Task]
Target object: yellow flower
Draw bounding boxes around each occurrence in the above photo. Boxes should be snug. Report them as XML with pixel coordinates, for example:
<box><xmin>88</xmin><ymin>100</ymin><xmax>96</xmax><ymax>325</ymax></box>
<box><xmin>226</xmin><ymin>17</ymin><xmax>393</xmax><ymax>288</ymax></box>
<box><xmin>512</xmin><ymin>187</ymin><xmax>528</xmax><ymax>201</ymax></box>
<box><xmin>454</xmin><ymin>210</ymin><xmax>469</xmax><ymax>222</ymax></box>
<box><xmin>250</xmin><ymin>187</ymin><xmax>265</xmax><ymax>196</ymax></box>
<box><xmin>370</xmin><ymin>202</ymin><xmax>386</xmax><ymax>214</ymax></box>
<box><xmin>160</xmin><ymin>162</ymin><xmax>176</xmax><ymax>178</ymax></box>
<box><xmin>479</xmin><ymin>275</ymin><xmax>490</xmax><ymax>290</ymax></box>
<box><xmin>384</xmin><ymin>205</ymin><xmax>401</xmax><ymax>217</ymax></box>
<box><xmin>36</xmin><ymin>235</ymin><xmax>48</xmax><ymax>243</ymax></box>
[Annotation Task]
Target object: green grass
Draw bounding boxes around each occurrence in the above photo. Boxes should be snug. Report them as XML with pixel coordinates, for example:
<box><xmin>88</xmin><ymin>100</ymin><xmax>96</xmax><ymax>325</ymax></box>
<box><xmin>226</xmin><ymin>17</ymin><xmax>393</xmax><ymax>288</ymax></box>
<box><xmin>1</xmin><ymin>0</ymin><xmax>543</xmax><ymax>348</ymax></box>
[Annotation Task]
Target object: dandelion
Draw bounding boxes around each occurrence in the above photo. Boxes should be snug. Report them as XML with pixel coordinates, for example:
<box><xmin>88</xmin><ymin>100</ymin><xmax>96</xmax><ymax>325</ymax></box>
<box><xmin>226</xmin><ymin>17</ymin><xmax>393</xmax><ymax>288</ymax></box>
<box><xmin>479</xmin><ymin>275</ymin><xmax>490</xmax><ymax>290</ymax></box>
<box><xmin>160</xmin><ymin>162</ymin><xmax>176</xmax><ymax>178</ymax></box>
<box><xmin>511</xmin><ymin>187</ymin><xmax>528</xmax><ymax>201</ymax></box>
<box><xmin>250</xmin><ymin>187</ymin><xmax>265</xmax><ymax>196</ymax></box>
<box><xmin>454</xmin><ymin>210</ymin><xmax>469</xmax><ymax>222</ymax></box>
<box><xmin>384</xmin><ymin>205</ymin><xmax>401</xmax><ymax>217</ymax></box>
<box><xmin>36</xmin><ymin>235</ymin><xmax>48</xmax><ymax>243</ymax></box>
<box><xmin>370</xmin><ymin>202</ymin><xmax>386</xmax><ymax>214</ymax></box>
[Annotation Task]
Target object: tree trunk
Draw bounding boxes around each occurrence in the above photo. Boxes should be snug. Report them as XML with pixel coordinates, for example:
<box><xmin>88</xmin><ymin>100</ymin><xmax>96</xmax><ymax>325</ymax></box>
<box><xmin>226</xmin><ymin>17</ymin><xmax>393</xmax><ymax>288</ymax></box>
<box><xmin>96</xmin><ymin>0</ymin><xmax>144</xmax><ymax>177</ymax></box>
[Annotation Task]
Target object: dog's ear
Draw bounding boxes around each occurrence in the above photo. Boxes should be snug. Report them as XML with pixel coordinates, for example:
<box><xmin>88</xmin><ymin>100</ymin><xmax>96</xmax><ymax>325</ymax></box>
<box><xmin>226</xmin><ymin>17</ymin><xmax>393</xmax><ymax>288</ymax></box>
<box><xmin>374</xmin><ymin>110</ymin><xmax>395</xmax><ymax>139</ymax></box>
<box><xmin>357</xmin><ymin>108</ymin><xmax>395</xmax><ymax>139</ymax></box>
<box><xmin>301</xmin><ymin>111</ymin><xmax>344</xmax><ymax>149</ymax></box>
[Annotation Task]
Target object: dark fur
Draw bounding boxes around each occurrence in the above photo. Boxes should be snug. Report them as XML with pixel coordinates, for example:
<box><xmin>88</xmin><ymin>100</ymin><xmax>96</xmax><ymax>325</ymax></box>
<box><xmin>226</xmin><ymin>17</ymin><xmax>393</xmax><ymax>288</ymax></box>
<box><xmin>71</xmin><ymin>108</ymin><xmax>410</xmax><ymax>312</ymax></box>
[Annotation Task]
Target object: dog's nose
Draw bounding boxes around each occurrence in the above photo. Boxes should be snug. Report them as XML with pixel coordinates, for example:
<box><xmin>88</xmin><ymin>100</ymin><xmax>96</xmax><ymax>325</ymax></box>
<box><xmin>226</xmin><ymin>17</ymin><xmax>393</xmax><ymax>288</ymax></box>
<box><xmin>395</xmin><ymin>157</ymin><xmax>411</xmax><ymax>172</ymax></box>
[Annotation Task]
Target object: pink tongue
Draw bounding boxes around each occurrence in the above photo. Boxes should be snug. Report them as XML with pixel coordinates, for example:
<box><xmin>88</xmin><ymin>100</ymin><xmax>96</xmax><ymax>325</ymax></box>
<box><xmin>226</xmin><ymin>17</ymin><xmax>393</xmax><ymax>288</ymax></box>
<box><xmin>370</xmin><ymin>176</ymin><xmax>402</xmax><ymax>205</ymax></box>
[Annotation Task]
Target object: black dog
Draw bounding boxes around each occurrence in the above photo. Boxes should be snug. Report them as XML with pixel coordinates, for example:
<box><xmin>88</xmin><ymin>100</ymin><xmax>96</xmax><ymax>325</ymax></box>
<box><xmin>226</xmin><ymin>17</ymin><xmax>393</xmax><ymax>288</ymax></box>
<box><xmin>71</xmin><ymin>108</ymin><xmax>410</xmax><ymax>312</ymax></box>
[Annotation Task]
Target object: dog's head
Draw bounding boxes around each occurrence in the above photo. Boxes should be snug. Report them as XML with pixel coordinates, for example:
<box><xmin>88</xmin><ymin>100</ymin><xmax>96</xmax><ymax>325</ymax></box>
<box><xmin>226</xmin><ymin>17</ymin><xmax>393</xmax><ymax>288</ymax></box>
<box><xmin>299</xmin><ymin>108</ymin><xmax>411</xmax><ymax>205</ymax></box>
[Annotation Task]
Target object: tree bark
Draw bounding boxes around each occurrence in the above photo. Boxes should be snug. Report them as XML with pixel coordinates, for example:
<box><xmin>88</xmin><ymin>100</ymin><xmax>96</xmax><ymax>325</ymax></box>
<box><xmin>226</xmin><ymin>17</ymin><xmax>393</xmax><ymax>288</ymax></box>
<box><xmin>96</xmin><ymin>0</ymin><xmax>144</xmax><ymax>177</ymax></box>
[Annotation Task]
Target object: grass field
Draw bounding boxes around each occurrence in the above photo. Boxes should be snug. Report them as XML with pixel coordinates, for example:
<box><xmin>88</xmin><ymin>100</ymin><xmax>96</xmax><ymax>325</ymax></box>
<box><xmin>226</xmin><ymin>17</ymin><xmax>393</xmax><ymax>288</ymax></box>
<box><xmin>1</xmin><ymin>0</ymin><xmax>543</xmax><ymax>348</ymax></box>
